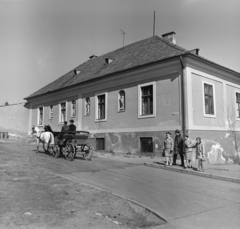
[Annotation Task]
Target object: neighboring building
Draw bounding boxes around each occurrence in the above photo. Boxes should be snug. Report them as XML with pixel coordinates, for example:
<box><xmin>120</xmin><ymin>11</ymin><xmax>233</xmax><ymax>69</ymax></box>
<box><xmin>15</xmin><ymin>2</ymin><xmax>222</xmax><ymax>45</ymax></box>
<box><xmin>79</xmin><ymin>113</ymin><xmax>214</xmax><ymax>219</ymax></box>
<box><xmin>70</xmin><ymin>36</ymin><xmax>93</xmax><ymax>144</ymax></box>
<box><xmin>24</xmin><ymin>32</ymin><xmax>240</xmax><ymax>164</ymax></box>
<box><xmin>0</xmin><ymin>102</ymin><xmax>30</xmax><ymax>136</ymax></box>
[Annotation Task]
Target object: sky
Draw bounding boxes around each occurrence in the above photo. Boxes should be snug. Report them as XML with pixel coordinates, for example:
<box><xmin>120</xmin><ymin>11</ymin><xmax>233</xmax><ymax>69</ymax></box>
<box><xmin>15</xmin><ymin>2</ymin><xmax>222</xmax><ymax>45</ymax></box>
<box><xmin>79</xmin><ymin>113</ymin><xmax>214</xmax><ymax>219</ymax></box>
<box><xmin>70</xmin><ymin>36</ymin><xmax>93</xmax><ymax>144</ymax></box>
<box><xmin>0</xmin><ymin>0</ymin><xmax>239</xmax><ymax>105</ymax></box>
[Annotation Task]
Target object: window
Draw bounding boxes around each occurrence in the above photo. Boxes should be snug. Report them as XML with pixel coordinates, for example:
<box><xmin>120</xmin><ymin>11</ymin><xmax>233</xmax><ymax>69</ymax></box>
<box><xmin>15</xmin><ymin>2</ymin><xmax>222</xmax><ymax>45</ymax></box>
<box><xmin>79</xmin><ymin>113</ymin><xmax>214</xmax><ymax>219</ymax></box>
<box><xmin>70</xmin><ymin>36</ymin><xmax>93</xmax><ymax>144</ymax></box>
<box><xmin>98</xmin><ymin>95</ymin><xmax>105</xmax><ymax>119</ymax></box>
<box><xmin>49</xmin><ymin>105</ymin><xmax>53</xmax><ymax>119</ymax></box>
<box><xmin>38</xmin><ymin>106</ymin><xmax>44</xmax><ymax>126</ymax></box>
<box><xmin>118</xmin><ymin>90</ymin><xmax>125</xmax><ymax>111</ymax></box>
<box><xmin>140</xmin><ymin>137</ymin><xmax>153</xmax><ymax>153</ymax></box>
<box><xmin>60</xmin><ymin>102</ymin><xmax>67</xmax><ymax>123</ymax></box>
<box><xmin>85</xmin><ymin>97</ymin><xmax>90</xmax><ymax>116</ymax></box>
<box><xmin>96</xmin><ymin>138</ymin><xmax>105</xmax><ymax>150</ymax></box>
<box><xmin>204</xmin><ymin>83</ymin><xmax>214</xmax><ymax>115</ymax></box>
<box><xmin>138</xmin><ymin>82</ymin><xmax>156</xmax><ymax>118</ymax></box>
<box><xmin>71</xmin><ymin>100</ymin><xmax>76</xmax><ymax>117</ymax></box>
<box><xmin>142</xmin><ymin>86</ymin><xmax>153</xmax><ymax>115</ymax></box>
<box><xmin>95</xmin><ymin>93</ymin><xmax>107</xmax><ymax>121</ymax></box>
<box><xmin>236</xmin><ymin>92</ymin><xmax>240</xmax><ymax>118</ymax></box>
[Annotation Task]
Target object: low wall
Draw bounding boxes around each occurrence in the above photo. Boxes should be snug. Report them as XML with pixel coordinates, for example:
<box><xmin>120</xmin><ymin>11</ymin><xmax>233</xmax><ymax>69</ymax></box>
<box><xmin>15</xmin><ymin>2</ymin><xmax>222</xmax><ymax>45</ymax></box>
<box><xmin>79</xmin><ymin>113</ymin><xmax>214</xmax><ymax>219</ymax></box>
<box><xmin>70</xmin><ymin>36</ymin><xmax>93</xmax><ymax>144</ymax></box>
<box><xmin>0</xmin><ymin>103</ymin><xmax>30</xmax><ymax>136</ymax></box>
<box><xmin>94</xmin><ymin>130</ymin><xmax>240</xmax><ymax>164</ymax></box>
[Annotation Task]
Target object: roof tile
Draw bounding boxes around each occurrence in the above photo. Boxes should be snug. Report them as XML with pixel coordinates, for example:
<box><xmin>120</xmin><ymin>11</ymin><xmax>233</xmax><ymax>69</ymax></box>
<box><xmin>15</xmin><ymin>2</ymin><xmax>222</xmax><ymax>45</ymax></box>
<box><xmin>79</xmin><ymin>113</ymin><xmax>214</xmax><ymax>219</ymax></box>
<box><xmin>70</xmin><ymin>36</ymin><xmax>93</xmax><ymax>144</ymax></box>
<box><xmin>26</xmin><ymin>36</ymin><xmax>188</xmax><ymax>99</ymax></box>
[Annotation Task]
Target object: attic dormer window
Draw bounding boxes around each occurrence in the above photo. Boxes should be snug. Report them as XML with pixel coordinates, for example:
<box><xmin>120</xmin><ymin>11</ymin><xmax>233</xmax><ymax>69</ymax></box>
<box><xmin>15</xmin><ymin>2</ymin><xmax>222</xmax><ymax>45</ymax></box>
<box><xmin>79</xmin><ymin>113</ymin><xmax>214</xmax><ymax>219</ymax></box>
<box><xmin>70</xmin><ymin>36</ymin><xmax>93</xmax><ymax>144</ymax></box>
<box><xmin>105</xmin><ymin>58</ymin><xmax>113</xmax><ymax>65</ymax></box>
<box><xmin>74</xmin><ymin>70</ymin><xmax>81</xmax><ymax>75</ymax></box>
<box><xmin>89</xmin><ymin>55</ymin><xmax>97</xmax><ymax>59</ymax></box>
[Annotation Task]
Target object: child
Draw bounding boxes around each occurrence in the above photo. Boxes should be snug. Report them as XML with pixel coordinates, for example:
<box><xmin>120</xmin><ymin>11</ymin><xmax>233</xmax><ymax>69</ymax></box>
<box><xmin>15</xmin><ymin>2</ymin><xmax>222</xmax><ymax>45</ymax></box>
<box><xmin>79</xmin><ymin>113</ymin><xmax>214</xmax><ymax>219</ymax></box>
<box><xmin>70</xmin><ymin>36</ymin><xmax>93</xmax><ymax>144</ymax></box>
<box><xmin>195</xmin><ymin>137</ymin><xmax>204</xmax><ymax>172</ymax></box>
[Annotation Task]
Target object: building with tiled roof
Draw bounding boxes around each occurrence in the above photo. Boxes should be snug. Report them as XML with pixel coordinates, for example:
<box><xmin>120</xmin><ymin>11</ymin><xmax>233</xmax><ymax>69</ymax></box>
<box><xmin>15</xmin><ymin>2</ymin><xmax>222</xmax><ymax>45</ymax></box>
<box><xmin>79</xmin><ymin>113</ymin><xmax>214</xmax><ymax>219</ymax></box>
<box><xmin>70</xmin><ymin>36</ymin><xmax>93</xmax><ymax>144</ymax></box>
<box><xmin>24</xmin><ymin>32</ymin><xmax>240</xmax><ymax>164</ymax></box>
<box><xmin>26</xmin><ymin>34</ymin><xmax>189</xmax><ymax>99</ymax></box>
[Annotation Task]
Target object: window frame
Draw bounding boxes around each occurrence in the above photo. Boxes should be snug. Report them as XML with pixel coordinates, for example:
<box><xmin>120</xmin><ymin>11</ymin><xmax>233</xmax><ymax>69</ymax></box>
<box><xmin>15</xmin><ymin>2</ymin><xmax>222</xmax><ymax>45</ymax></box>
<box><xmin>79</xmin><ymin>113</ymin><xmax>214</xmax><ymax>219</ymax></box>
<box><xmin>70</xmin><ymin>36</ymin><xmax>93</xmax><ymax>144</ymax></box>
<box><xmin>59</xmin><ymin>101</ymin><xmax>67</xmax><ymax>123</ymax></box>
<box><xmin>118</xmin><ymin>90</ymin><xmax>126</xmax><ymax>112</ymax></box>
<box><xmin>37</xmin><ymin>106</ymin><xmax>44</xmax><ymax>126</ymax></box>
<box><xmin>49</xmin><ymin>105</ymin><xmax>53</xmax><ymax>120</ymax></box>
<box><xmin>138</xmin><ymin>82</ymin><xmax>156</xmax><ymax>119</ymax></box>
<box><xmin>95</xmin><ymin>92</ymin><xmax>108</xmax><ymax>122</ymax></box>
<box><xmin>235</xmin><ymin>91</ymin><xmax>240</xmax><ymax>120</ymax></box>
<box><xmin>202</xmin><ymin>81</ymin><xmax>216</xmax><ymax>118</ymax></box>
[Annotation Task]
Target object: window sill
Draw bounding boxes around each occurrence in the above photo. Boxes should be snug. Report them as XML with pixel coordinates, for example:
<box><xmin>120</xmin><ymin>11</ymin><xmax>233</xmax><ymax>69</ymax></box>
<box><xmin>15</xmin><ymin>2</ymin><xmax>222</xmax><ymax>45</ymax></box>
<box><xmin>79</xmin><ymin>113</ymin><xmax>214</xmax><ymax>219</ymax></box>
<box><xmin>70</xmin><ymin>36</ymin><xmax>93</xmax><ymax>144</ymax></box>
<box><xmin>138</xmin><ymin>114</ymin><xmax>156</xmax><ymax>119</ymax></box>
<box><xmin>95</xmin><ymin>119</ymin><xmax>107</xmax><ymax>123</ymax></box>
<box><xmin>204</xmin><ymin>114</ymin><xmax>216</xmax><ymax>118</ymax></box>
<box><xmin>118</xmin><ymin>109</ymin><xmax>125</xmax><ymax>113</ymax></box>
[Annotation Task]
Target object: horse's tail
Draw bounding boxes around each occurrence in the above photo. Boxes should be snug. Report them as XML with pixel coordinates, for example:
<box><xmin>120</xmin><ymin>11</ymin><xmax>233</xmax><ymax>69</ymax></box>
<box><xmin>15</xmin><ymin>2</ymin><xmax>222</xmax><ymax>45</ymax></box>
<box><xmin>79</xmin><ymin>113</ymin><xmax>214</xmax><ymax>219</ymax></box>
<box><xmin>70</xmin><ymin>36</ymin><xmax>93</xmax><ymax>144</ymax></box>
<box><xmin>49</xmin><ymin>132</ymin><xmax>55</xmax><ymax>145</ymax></box>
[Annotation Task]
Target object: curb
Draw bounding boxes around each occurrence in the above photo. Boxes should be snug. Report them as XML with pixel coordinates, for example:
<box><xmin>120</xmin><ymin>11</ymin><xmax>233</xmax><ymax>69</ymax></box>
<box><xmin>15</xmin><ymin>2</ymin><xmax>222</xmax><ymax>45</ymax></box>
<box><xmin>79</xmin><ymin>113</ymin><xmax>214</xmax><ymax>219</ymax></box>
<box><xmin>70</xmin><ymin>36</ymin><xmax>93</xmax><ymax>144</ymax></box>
<box><xmin>144</xmin><ymin>163</ymin><xmax>240</xmax><ymax>184</ymax></box>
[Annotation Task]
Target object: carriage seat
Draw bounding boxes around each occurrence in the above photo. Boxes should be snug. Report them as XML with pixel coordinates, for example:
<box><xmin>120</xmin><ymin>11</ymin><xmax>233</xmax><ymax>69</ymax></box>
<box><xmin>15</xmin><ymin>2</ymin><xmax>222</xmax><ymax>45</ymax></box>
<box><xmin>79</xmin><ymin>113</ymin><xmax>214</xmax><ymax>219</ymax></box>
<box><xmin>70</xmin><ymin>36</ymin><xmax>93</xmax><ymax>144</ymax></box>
<box><xmin>62</xmin><ymin>130</ymin><xmax>89</xmax><ymax>140</ymax></box>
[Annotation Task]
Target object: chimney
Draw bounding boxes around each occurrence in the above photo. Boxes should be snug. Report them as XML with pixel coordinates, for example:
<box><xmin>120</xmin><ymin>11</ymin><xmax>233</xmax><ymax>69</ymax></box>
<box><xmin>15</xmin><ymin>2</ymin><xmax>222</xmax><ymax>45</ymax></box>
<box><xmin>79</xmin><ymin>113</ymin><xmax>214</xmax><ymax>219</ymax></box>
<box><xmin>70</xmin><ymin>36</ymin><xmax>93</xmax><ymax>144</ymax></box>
<box><xmin>189</xmin><ymin>48</ymin><xmax>200</xmax><ymax>55</ymax></box>
<box><xmin>162</xmin><ymin>31</ymin><xmax>176</xmax><ymax>44</ymax></box>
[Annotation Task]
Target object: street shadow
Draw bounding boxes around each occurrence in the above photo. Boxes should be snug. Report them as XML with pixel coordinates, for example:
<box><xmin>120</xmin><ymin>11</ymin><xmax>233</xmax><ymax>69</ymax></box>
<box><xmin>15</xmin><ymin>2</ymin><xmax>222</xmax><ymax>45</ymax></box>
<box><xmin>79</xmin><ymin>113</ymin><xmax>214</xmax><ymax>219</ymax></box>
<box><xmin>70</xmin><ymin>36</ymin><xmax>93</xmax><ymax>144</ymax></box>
<box><xmin>74</xmin><ymin>156</ymin><xmax>85</xmax><ymax>161</ymax></box>
<box><xmin>154</xmin><ymin>161</ymin><xmax>166</xmax><ymax>166</ymax></box>
<box><xmin>33</xmin><ymin>150</ymin><xmax>52</xmax><ymax>157</ymax></box>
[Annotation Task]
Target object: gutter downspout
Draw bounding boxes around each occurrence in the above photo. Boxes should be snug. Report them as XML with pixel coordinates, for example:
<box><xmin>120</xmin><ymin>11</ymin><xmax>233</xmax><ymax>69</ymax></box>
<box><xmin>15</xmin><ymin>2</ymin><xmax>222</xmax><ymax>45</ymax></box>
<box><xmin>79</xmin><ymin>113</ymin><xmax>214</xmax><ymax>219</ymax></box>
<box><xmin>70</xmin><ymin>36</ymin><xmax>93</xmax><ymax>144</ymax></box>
<box><xmin>179</xmin><ymin>56</ymin><xmax>186</xmax><ymax>136</ymax></box>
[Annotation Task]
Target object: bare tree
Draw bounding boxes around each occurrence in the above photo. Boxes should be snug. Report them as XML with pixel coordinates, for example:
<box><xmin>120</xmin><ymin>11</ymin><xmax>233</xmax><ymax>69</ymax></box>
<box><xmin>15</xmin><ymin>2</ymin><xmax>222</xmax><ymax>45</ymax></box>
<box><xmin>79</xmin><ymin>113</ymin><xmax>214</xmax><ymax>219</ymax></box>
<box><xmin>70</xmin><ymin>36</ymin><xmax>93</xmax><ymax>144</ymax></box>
<box><xmin>222</xmin><ymin>99</ymin><xmax>240</xmax><ymax>164</ymax></box>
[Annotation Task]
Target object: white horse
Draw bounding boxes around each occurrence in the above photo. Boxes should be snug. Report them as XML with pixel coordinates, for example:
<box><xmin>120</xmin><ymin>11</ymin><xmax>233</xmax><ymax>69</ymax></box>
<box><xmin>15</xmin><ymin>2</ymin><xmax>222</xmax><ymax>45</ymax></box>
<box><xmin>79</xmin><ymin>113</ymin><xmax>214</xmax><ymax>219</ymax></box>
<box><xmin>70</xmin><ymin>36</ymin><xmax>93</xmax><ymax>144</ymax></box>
<box><xmin>31</xmin><ymin>125</ymin><xmax>54</xmax><ymax>154</ymax></box>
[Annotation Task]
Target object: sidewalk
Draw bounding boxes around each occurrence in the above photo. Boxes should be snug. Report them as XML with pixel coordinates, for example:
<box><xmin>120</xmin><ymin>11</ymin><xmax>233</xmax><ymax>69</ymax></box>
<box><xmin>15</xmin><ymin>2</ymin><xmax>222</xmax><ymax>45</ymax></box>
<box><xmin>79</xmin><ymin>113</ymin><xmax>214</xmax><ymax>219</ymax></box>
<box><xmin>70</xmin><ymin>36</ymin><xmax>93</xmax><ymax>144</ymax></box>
<box><xmin>1</xmin><ymin>138</ymin><xmax>239</xmax><ymax>184</ymax></box>
<box><xmin>94</xmin><ymin>152</ymin><xmax>240</xmax><ymax>184</ymax></box>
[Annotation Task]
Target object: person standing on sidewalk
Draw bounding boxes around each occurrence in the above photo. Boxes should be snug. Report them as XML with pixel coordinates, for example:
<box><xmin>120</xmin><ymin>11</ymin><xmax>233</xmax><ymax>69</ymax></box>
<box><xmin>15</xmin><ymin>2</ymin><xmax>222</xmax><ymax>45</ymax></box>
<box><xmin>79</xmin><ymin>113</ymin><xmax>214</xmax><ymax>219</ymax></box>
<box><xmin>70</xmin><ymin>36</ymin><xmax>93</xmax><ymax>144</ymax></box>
<box><xmin>163</xmin><ymin>132</ymin><xmax>174</xmax><ymax>166</ymax></box>
<box><xmin>173</xmin><ymin>129</ymin><xmax>184</xmax><ymax>166</ymax></box>
<box><xmin>195</xmin><ymin>137</ymin><xmax>205</xmax><ymax>172</ymax></box>
<box><xmin>184</xmin><ymin>134</ymin><xmax>194</xmax><ymax>169</ymax></box>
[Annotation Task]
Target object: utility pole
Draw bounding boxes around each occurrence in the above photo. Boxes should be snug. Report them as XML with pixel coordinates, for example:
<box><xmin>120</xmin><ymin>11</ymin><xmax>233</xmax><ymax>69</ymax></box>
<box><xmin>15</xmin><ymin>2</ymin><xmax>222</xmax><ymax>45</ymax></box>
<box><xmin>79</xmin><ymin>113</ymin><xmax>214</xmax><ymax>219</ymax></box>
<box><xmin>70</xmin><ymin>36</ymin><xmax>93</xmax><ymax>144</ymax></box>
<box><xmin>120</xmin><ymin>29</ymin><xmax>126</xmax><ymax>47</ymax></box>
<box><xmin>153</xmin><ymin>11</ymin><xmax>155</xmax><ymax>36</ymax></box>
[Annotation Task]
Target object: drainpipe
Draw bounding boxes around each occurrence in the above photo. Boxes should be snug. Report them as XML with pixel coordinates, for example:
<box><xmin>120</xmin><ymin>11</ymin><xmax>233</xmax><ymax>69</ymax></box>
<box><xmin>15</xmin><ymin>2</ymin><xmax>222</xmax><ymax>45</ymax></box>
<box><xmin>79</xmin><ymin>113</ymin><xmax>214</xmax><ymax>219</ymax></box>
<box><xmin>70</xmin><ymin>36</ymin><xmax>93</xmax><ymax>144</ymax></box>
<box><xmin>179</xmin><ymin>56</ymin><xmax>186</xmax><ymax>136</ymax></box>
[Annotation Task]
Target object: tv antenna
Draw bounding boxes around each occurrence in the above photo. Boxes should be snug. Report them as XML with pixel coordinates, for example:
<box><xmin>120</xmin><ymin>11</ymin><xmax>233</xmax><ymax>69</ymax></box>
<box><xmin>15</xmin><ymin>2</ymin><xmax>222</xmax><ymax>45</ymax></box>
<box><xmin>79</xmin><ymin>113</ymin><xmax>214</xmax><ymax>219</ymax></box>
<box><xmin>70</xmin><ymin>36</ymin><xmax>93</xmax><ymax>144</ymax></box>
<box><xmin>153</xmin><ymin>11</ymin><xmax>155</xmax><ymax>36</ymax></box>
<box><xmin>120</xmin><ymin>29</ymin><xmax>126</xmax><ymax>47</ymax></box>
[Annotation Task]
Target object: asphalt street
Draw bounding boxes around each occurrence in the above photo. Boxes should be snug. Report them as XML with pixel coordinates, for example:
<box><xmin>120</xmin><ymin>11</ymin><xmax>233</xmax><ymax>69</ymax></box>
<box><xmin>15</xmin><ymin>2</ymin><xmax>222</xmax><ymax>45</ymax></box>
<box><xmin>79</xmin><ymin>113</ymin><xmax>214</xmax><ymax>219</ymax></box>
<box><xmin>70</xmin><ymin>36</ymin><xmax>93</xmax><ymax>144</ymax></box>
<box><xmin>39</xmin><ymin>153</ymin><xmax>240</xmax><ymax>229</ymax></box>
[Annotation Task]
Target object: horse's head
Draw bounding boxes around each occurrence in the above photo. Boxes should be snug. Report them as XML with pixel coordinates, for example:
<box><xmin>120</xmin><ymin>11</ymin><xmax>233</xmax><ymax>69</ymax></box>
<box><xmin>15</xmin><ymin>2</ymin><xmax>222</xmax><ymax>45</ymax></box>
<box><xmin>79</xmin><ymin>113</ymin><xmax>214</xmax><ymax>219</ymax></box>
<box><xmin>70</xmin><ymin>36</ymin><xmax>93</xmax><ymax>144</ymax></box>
<box><xmin>31</xmin><ymin>125</ymin><xmax>40</xmax><ymax>135</ymax></box>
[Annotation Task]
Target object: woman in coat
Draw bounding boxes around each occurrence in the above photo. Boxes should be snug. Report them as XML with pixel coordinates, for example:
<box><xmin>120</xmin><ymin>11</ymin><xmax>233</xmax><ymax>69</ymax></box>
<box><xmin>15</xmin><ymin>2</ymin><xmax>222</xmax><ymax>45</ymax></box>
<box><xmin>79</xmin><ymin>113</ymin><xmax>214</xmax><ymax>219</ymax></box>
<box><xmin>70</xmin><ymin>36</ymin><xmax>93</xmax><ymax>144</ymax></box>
<box><xmin>195</xmin><ymin>137</ymin><xmax>205</xmax><ymax>172</ymax></box>
<box><xmin>184</xmin><ymin>134</ymin><xmax>194</xmax><ymax>169</ymax></box>
<box><xmin>163</xmin><ymin>132</ymin><xmax>174</xmax><ymax>166</ymax></box>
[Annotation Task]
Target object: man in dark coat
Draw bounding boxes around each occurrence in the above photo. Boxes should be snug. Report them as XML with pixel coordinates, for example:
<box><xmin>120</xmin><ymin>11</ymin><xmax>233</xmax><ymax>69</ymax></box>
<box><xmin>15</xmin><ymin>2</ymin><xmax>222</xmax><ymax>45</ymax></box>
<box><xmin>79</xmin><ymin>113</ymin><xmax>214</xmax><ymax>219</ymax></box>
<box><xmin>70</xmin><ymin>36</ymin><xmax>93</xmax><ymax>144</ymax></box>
<box><xmin>173</xmin><ymin>129</ymin><xmax>184</xmax><ymax>166</ymax></box>
<box><xmin>69</xmin><ymin>119</ymin><xmax>76</xmax><ymax>132</ymax></box>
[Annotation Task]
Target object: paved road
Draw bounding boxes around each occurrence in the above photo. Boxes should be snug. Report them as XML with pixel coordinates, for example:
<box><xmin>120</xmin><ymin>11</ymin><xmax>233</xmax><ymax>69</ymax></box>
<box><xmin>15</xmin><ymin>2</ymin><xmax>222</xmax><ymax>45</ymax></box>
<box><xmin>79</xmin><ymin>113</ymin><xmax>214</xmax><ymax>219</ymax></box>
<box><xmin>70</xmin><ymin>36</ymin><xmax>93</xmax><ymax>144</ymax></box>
<box><xmin>38</xmin><ymin>153</ymin><xmax>240</xmax><ymax>229</ymax></box>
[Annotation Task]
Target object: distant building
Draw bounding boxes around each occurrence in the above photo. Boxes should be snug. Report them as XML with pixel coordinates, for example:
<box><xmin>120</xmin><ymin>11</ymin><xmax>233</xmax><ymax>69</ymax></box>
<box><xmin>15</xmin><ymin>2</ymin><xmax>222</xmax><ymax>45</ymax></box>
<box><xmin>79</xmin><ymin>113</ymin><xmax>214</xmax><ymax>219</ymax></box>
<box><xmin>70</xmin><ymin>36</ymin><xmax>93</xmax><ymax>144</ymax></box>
<box><xmin>24</xmin><ymin>32</ymin><xmax>240</xmax><ymax>164</ymax></box>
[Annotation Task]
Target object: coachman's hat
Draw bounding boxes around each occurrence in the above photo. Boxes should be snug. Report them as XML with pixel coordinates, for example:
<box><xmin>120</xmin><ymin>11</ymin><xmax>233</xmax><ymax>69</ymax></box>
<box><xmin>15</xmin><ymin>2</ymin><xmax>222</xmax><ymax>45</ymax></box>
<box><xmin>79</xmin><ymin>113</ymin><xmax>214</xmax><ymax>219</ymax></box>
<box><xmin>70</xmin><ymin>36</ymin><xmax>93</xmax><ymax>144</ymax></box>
<box><xmin>69</xmin><ymin>119</ymin><xmax>74</xmax><ymax>123</ymax></box>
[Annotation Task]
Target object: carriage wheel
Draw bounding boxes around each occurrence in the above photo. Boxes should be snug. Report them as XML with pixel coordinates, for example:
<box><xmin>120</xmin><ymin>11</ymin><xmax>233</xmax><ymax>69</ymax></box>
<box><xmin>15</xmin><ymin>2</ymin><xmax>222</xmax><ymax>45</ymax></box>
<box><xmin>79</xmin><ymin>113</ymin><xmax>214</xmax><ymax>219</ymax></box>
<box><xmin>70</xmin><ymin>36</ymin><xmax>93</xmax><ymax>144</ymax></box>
<box><xmin>65</xmin><ymin>143</ymin><xmax>75</xmax><ymax>161</ymax></box>
<box><xmin>83</xmin><ymin>143</ymin><xmax>93</xmax><ymax>161</ymax></box>
<box><xmin>53</xmin><ymin>144</ymin><xmax>61</xmax><ymax>158</ymax></box>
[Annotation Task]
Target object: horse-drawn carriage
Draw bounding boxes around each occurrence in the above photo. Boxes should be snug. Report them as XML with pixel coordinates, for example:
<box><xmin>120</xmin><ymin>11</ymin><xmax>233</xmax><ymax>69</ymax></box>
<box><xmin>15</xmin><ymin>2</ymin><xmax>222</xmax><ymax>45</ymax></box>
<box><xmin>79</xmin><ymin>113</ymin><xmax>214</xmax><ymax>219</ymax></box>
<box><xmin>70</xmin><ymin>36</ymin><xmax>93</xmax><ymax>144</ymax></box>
<box><xmin>32</xmin><ymin>125</ymin><xmax>94</xmax><ymax>161</ymax></box>
<box><xmin>52</xmin><ymin>130</ymin><xmax>94</xmax><ymax>161</ymax></box>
